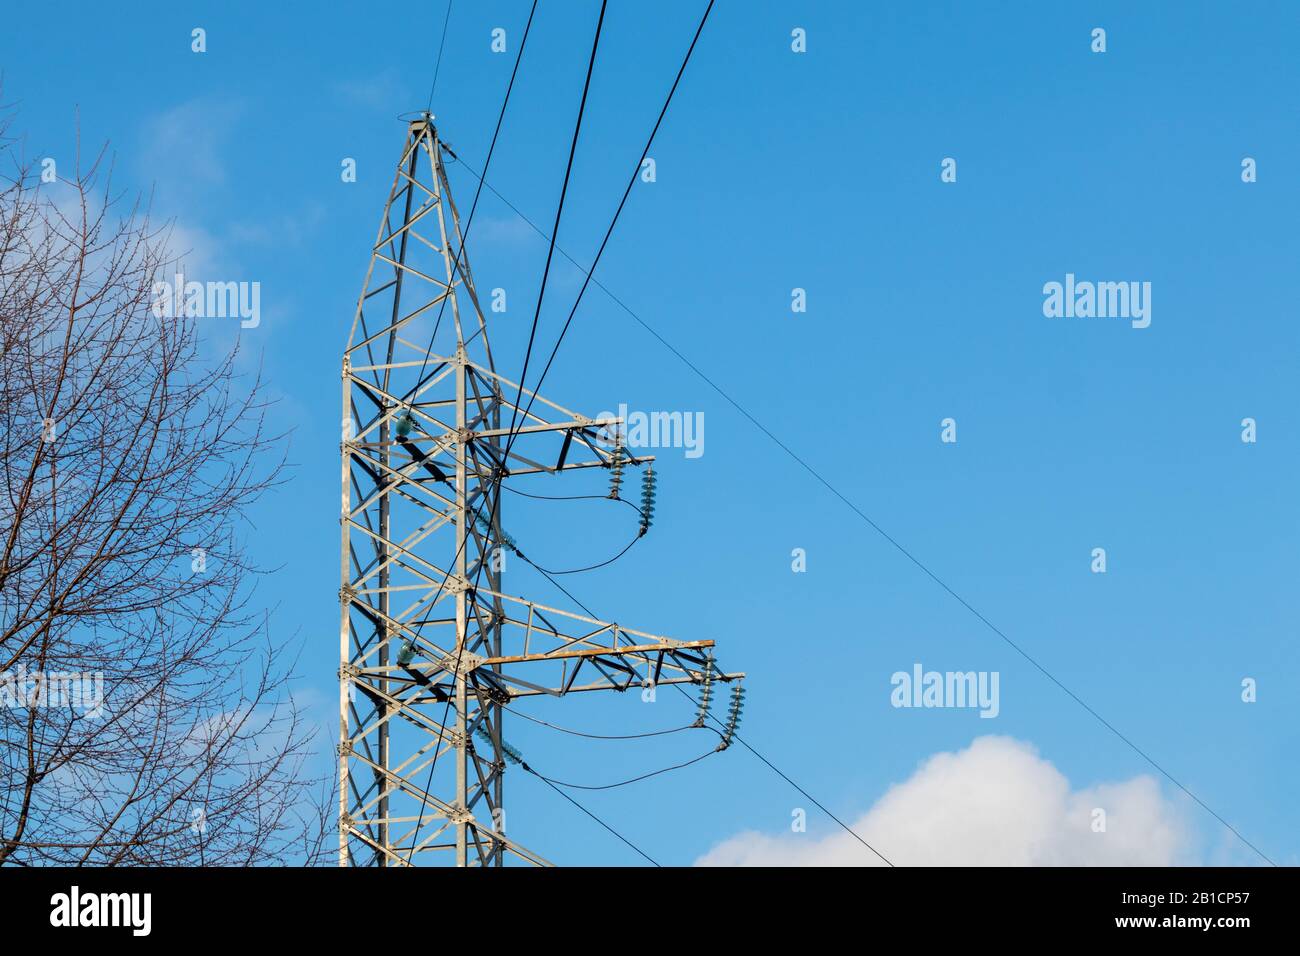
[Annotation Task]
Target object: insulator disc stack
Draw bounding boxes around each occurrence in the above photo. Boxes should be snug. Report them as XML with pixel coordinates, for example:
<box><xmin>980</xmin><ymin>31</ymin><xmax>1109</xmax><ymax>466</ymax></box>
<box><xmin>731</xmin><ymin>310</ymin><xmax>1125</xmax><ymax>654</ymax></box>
<box><xmin>474</xmin><ymin>723</ymin><xmax>524</xmax><ymax>766</ymax></box>
<box><xmin>694</xmin><ymin>663</ymin><xmax>715</xmax><ymax>727</ymax></box>
<box><xmin>608</xmin><ymin>438</ymin><xmax>626</xmax><ymax>499</ymax></box>
<box><xmin>475</xmin><ymin>512</ymin><xmax>520</xmax><ymax>555</ymax></box>
<box><xmin>718</xmin><ymin>683</ymin><xmax>746</xmax><ymax>750</ymax></box>
<box><xmin>638</xmin><ymin>466</ymin><xmax>656</xmax><ymax>536</ymax></box>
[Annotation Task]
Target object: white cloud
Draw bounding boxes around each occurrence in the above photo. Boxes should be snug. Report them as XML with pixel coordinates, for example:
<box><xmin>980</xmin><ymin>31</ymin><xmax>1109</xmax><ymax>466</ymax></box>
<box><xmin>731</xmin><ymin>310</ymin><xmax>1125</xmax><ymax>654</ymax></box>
<box><xmin>139</xmin><ymin>97</ymin><xmax>244</xmax><ymax>192</ymax></box>
<box><xmin>695</xmin><ymin>736</ymin><xmax>1196</xmax><ymax>866</ymax></box>
<box><xmin>157</xmin><ymin>221</ymin><xmax>223</xmax><ymax>281</ymax></box>
<box><xmin>137</xmin><ymin>99</ymin><xmax>239</xmax><ymax>286</ymax></box>
<box><xmin>335</xmin><ymin>69</ymin><xmax>412</xmax><ymax>112</ymax></box>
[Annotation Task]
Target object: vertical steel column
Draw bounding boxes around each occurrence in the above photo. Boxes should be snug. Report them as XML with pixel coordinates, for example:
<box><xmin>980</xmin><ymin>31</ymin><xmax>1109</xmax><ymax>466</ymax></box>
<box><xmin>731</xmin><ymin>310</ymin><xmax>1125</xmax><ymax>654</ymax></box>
<box><xmin>454</xmin><ymin>343</ymin><xmax>468</xmax><ymax>866</ymax></box>
<box><xmin>338</xmin><ymin>356</ymin><xmax>352</xmax><ymax>867</ymax></box>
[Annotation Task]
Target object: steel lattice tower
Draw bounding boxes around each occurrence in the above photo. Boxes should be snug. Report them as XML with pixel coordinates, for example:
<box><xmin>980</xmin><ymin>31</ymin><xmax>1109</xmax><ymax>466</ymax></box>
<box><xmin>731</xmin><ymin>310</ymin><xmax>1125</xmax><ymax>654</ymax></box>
<box><xmin>339</xmin><ymin>115</ymin><xmax>739</xmax><ymax>866</ymax></box>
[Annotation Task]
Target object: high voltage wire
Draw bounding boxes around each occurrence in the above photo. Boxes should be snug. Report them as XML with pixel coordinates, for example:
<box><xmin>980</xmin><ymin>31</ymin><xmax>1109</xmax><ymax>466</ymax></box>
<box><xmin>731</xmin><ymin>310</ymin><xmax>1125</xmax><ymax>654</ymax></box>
<box><xmin>404</xmin><ymin>0</ymin><xmax>608</xmax><ymax>864</ymax></box>
<box><xmin>497</xmin><ymin>484</ymin><xmax>647</xmax><ymax>573</ymax></box>
<box><xmin>531</xmin><ymin>750</ymin><xmax>717</xmax><ymax>792</ymax></box>
<box><xmin>396</xmin><ymin>0</ymin><xmax>539</xmax><ymax>862</ymax></box>
<box><xmin>413</xmin><ymin>0</ymin><xmax>539</xmax><ymax>391</ymax></box>
<box><xmin>670</xmin><ymin>683</ymin><xmax>896</xmax><ymax>866</ymax></box>
<box><xmin>514</xmin><ymin>541</ymin><xmax>895</xmax><ymax>866</ymax></box>
<box><xmin>442</xmin><ymin>130</ymin><xmax>1278</xmax><ymax>871</ymax></box>
<box><xmin>403</xmin><ymin>0</ymin><xmax>1259</xmax><ymax>872</ymax></box>
<box><xmin>507</xmin><ymin>0</ymin><xmax>716</xmax><ymax>445</ymax></box>
<box><xmin>450</xmin><ymin>2</ymin><xmax>828</xmax><ymax>864</ymax></box>
<box><xmin>425</xmin><ymin>0</ymin><xmax>609</xmax><ymax>793</ymax></box>
<box><xmin>503</xmin><ymin>1</ymin><xmax>609</xmax><ymax>445</ymax></box>
<box><xmin>525</xmin><ymin>533</ymin><xmax>640</xmax><ymax>575</ymax></box>
<box><xmin>466</xmin><ymin>0</ymin><xmax>719</xmax><ymax>807</ymax></box>
<box><xmin>368</xmin><ymin>0</ymin><xmax>1272</xmax><ymax>871</ymax></box>
<box><xmin>499</xmin><ymin>483</ymin><xmax>642</xmax><ymax>511</ymax></box>
<box><xmin>523</xmin><ymin>769</ymin><xmax>660</xmax><ymax>867</ymax></box>
<box><xmin>505</xmin><ymin>705</ymin><xmax>698</xmax><ymax>741</ymax></box>
<box><xmin>358</xmin><ymin>0</ymin><xmax>700</xmax><ymax>870</ymax></box>
<box><xmin>416</xmin><ymin>0</ymin><xmax>901</xmax><ymax>847</ymax></box>
<box><xmin>425</xmin><ymin>0</ymin><xmax>454</xmax><ymax>111</ymax></box>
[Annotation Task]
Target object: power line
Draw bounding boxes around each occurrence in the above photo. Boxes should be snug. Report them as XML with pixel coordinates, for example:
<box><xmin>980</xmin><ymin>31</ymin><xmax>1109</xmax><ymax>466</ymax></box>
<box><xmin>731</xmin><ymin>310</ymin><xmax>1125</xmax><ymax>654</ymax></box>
<box><xmin>520</xmin><ymin>529</ymin><xmax>642</xmax><ymax>576</ymax></box>
<box><xmin>353</xmin><ymin>0</ymin><xmax>1272</xmax><ymax>873</ymax></box>
<box><xmin>459</xmin><ymin>2</ymin><xmax>722</xmax><ymax>829</ymax></box>
<box><xmin>449</xmin><ymin>0</ymin><xmax>613</xmax><ymax>634</ymax></box>
<box><xmin>437</xmin><ymin>0</ymin><xmax>608</xmax><ymax>778</ymax></box>
<box><xmin>510</xmin><ymin>0</ymin><xmax>715</xmax><ymax>437</ymax></box>
<box><xmin>510</xmin><ymin>535</ymin><xmax>896</xmax><ymax>865</ymax></box>
<box><xmin>409</xmin><ymin>0</ymin><xmax>968</xmax><ymax>873</ymax></box>
<box><xmin>503</xmin><ymin>0</ymin><xmax>609</xmax><ymax>444</ymax></box>
<box><xmin>414</xmin><ymin>0</ymin><xmax>539</xmax><ymax>390</ymax></box>
<box><xmin>499</xmin><ymin>483</ymin><xmax>640</xmax><ymax>510</ymax></box>
<box><xmin>522</xmin><ymin>766</ymin><xmax>660</xmax><ymax>866</ymax></box>
<box><xmin>445</xmin><ymin>14</ymin><xmax>1274</xmax><ymax>855</ymax></box>
<box><xmin>536</xmin><ymin>539</ymin><xmax>639</xmax><ymax>575</ymax></box>
<box><xmin>404</xmin><ymin>0</ymin><xmax>609</xmax><ymax>863</ymax></box>
<box><xmin>425</xmin><ymin>0</ymin><xmax>455</xmax><ymax>110</ymax></box>
<box><xmin>445</xmin><ymin>148</ymin><xmax>1277</xmax><ymax>871</ymax></box>
<box><xmin>505</xmin><ymin>705</ymin><xmax>699</xmax><ymax>741</ymax></box>
<box><xmin>676</xmin><ymin>681</ymin><xmax>896</xmax><ymax>866</ymax></box>
<box><xmin>531</xmin><ymin>750</ymin><xmax>717</xmax><ymax>791</ymax></box>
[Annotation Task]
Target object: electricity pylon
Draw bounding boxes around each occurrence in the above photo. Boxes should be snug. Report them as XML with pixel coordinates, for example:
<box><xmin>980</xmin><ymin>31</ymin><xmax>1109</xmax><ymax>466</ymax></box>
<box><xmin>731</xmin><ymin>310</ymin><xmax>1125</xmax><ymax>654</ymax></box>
<box><xmin>339</xmin><ymin>114</ymin><xmax>740</xmax><ymax>867</ymax></box>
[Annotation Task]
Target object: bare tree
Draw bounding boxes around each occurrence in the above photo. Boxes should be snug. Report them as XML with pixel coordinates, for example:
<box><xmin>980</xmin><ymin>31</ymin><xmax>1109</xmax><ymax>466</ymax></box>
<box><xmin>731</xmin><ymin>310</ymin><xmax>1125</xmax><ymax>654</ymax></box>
<box><xmin>0</xmin><ymin>117</ymin><xmax>328</xmax><ymax>865</ymax></box>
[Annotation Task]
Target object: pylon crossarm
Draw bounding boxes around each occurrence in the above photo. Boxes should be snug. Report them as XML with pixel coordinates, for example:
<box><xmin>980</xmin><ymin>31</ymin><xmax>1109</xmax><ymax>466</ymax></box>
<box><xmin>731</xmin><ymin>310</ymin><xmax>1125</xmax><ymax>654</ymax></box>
<box><xmin>476</xmin><ymin>587</ymin><xmax>673</xmax><ymax>643</ymax></box>
<box><xmin>476</xmin><ymin>419</ymin><xmax>655</xmax><ymax>473</ymax></box>
<box><xmin>452</xmin><ymin>371</ymin><xmax>651</xmax><ymax>469</ymax></box>
<box><xmin>502</xmin><ymin>671</ymin><xmax>745</xmax><ymax>700</ymax></box>
<box><xmin>455</xmin><ymin>587</ymin><xmax>735</xmax><ymax>683</ymax></box>
<box><xmin>484</xmin><ymin>640</ymin><xmax>714</xmax><ymax>666</ymax></box>
<box><xmin>474</xmin><ymin>418</ymin><xmax>617</xmax><ymax>440</ymax></box>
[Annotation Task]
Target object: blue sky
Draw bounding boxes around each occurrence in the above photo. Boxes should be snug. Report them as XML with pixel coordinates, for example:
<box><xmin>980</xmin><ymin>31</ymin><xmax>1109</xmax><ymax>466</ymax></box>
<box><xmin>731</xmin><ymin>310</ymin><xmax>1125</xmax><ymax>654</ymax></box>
<box><xmin>4</xmin><ymin>0</ymin><xmax>1298</xmax><ymax>865</ymax></box>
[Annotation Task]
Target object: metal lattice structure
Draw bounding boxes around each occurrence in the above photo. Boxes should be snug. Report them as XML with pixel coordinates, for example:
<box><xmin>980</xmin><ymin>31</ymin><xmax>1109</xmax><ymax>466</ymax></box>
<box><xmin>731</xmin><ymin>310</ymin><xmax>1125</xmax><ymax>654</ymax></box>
<box><xmin>338</xmin><ymin>115</ymin><xmax>739</xmax><ymax>866</ymax></box>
